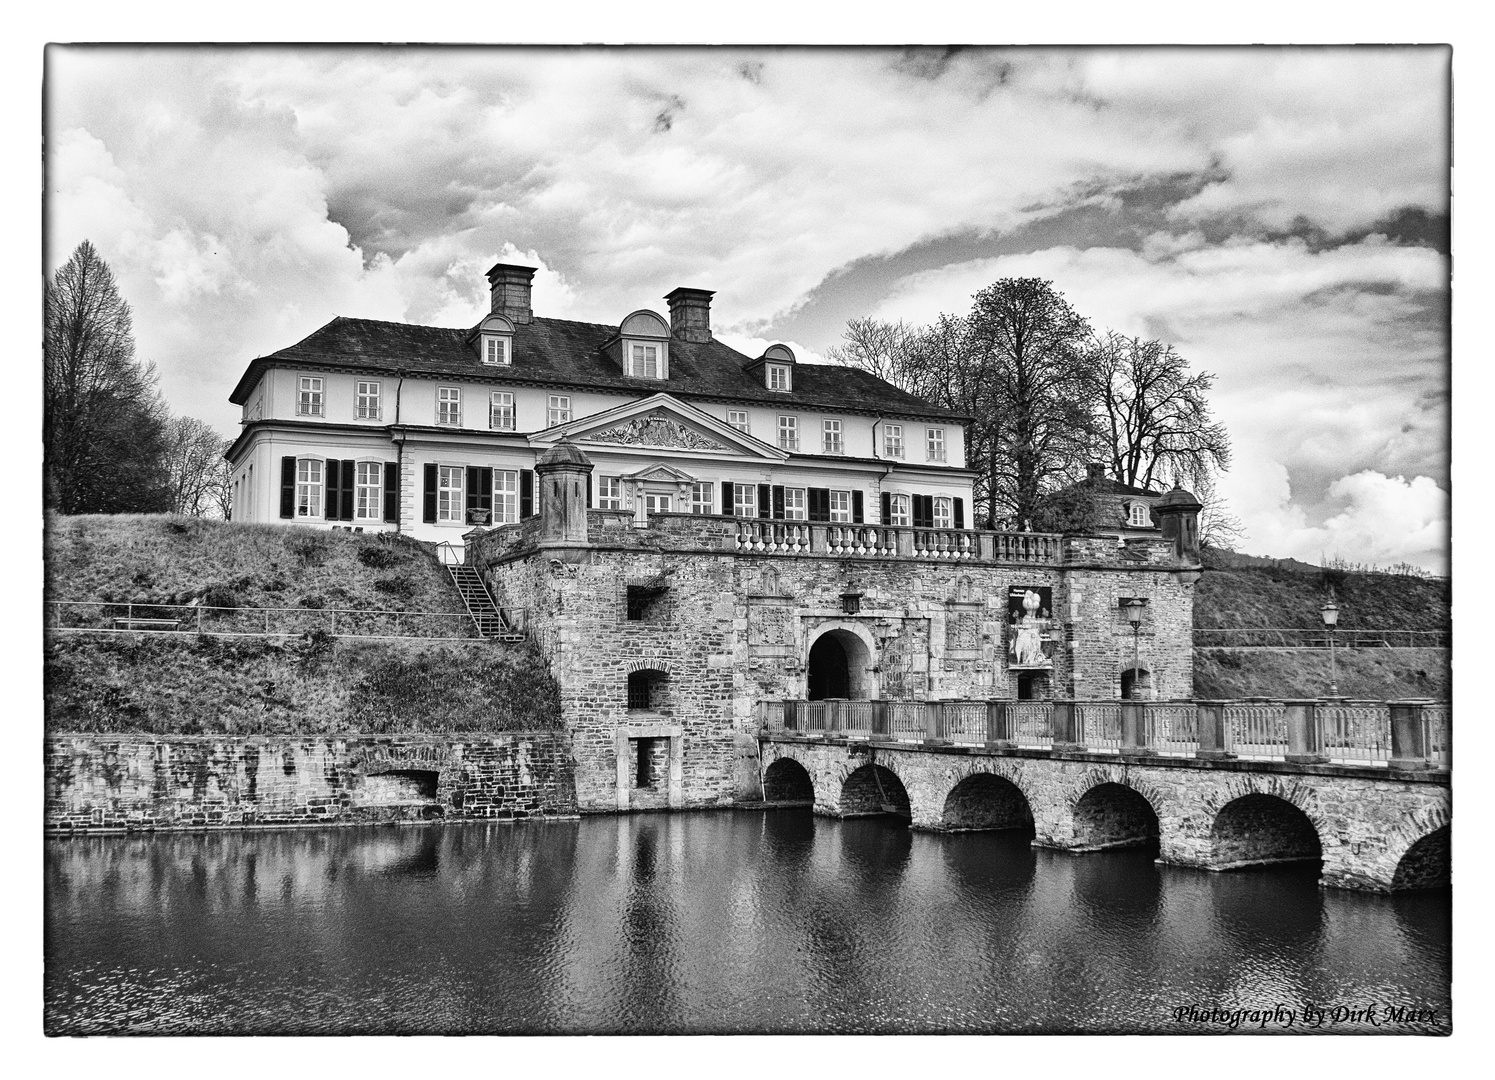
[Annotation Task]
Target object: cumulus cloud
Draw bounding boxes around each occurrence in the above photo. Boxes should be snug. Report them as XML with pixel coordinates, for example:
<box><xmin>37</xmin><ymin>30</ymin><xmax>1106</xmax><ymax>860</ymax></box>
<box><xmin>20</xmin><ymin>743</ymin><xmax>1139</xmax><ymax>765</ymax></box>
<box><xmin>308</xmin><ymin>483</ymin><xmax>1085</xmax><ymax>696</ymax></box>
<box><xmin>1220</xmin><ymin>460</ymin><xmax>1448</xmax><ymax>574</ymax></box>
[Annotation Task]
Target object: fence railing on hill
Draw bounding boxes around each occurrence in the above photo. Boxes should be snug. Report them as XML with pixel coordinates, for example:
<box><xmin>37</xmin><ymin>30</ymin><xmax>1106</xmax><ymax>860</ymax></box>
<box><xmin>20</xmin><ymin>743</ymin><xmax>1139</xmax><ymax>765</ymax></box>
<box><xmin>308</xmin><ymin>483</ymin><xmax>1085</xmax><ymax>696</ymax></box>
<box><xmin>1193</xmin><ymin>628</ymin><xmax>1450</xmax><ymax>648</ymax></box>
<box><xmin>763</xmin><ymin>697</ymin><xmax>1449</xmax><ymax>771</ymax></box>
<box><xmin>45</xmin><ymin>600</ymin><xmax>509</xmax><ymax>642</ymax></box>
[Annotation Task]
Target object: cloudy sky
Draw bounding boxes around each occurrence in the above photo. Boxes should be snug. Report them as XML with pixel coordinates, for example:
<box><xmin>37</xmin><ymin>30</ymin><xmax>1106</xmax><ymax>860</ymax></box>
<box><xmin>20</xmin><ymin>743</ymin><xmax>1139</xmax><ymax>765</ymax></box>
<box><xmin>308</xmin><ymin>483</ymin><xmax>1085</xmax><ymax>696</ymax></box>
<box><xmin>45</xmin><ymin>45</ymin><xmax>1451</xmax><ymax>571</ymax></box>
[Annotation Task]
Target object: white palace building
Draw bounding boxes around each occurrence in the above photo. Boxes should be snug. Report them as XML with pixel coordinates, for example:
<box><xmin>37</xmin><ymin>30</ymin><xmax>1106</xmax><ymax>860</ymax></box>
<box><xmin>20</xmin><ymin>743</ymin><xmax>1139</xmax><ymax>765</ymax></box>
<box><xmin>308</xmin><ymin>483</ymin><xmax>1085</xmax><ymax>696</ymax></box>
<box><xmin>227</xmin><ymin>263</ymin><xmax>975</xmax><ymax>547</ymax></box>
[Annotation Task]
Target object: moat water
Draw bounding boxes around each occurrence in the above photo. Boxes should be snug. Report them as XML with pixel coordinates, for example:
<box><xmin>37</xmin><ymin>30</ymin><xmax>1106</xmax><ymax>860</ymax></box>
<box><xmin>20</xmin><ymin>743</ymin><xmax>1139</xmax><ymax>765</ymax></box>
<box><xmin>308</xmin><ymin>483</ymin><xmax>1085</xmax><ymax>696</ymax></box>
<box><xmin>45</xmin><ymin>812</ymin><xmax>1450</xmax><ymax>1035</ymax></box>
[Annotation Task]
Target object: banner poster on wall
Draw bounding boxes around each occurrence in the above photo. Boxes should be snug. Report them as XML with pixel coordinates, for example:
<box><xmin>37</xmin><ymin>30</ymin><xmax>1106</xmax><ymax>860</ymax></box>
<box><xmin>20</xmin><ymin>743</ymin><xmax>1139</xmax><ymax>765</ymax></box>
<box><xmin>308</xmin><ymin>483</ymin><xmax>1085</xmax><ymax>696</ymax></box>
<box><xmin>1006</xmin><ymin>585</ymin><xmax>1056</xmax><ymax>670</ymax></box>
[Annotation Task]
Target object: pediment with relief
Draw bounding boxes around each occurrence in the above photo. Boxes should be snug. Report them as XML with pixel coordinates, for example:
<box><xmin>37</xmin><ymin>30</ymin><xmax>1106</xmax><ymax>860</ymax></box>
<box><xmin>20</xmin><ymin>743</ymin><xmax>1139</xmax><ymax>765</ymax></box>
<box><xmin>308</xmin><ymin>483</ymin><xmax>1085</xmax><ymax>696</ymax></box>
<box><xmin>586</xmin><ymin>414</ymin><xmax>728</xmax><ymax>451</ymax></box>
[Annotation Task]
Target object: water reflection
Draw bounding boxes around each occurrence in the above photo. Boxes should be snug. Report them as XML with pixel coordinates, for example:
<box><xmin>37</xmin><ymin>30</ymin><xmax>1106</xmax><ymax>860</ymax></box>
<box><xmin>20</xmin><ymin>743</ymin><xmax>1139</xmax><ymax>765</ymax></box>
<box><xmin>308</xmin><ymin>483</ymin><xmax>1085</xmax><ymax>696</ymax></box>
<box><xmin>45</xmin><ymin>813</ymin><xmax>1450</xmax><ymax>1035</ymax></box>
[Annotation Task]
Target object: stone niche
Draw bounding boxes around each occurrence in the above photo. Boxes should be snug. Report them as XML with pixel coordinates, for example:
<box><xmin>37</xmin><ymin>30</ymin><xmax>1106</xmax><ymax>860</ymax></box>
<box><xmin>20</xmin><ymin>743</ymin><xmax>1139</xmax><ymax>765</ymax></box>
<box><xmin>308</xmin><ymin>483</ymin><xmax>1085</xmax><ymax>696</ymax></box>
<box><xmin>352</xmin><ymin>768</ymin><xmax>441</xmax><ymax>807</ymax></box>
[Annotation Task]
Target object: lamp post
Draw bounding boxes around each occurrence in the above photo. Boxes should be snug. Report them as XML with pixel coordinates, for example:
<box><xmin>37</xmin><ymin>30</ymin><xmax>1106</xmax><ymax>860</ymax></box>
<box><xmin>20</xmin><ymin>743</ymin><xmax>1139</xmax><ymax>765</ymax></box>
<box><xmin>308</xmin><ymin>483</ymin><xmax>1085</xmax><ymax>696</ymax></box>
<box><xmin>1321</xmin><ymin>599</ymin><xmax>1340</xmax><ymax>698</ymax></box>
<box><xmin>1125</xmin><ymin>598</ymin><xmax>1145</xmax><ymax>699</ymax></box>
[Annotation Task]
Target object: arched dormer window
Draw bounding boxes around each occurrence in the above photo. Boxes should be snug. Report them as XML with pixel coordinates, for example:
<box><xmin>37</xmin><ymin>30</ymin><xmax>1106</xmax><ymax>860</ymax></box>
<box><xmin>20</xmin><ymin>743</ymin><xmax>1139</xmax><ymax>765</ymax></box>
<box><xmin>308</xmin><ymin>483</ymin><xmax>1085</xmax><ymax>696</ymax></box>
<box><xmin>1128</xmin><ymin>501</ymin><xmax>1152</xmax><ymax>528</ymax></box>
<box><xmin>471</xmin><ymin>313</ymin><xmax>515</xmax><ymax>366</ymax></box>
<box><xmin>753</xmin><ymin>343</ymin><xmax>795</xmax><ymax>391</ymax></box>
<box><xmin>619</xmin><ymin>310</ymin><xmax>671</xmax><ymax>379</ymax></box>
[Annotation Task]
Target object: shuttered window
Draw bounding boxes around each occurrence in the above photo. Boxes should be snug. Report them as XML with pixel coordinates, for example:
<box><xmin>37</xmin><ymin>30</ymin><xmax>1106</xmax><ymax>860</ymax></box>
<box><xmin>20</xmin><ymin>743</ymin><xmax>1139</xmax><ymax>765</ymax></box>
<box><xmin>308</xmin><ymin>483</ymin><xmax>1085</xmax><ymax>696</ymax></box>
<box><xmin>733</xmin><ymin>483</ymin><xmax>757</xmax><ymax>517</ymax></box>
<box><xmin>437</xmin><ymin>466</ymin><xmax>464</xmax><ymax>522</ymax></box>
<box><xmin>296</xmin><ymin>459</ymin><xmax>323</xmax><ymax>518</ymax></box>
<box><xmin>934</xmin><ymin>496</ymin><xmax>953</xmax><ymax>529</ymax></box>
<box><xmin>494</xmin><ymin>470</ymin><xmax>519</xmax><ymax>524</ymax></box>
<box><xmin>355</xmin><ymin>462</ymin><xmax>383</xmax><ymax>521</ymax></box>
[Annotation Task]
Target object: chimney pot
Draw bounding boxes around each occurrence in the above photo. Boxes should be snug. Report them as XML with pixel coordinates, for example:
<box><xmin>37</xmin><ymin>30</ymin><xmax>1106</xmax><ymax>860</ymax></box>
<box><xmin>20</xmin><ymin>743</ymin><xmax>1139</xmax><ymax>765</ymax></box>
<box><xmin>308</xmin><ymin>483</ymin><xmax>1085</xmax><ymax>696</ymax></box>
<box><xmin>486</xmin><ymin>262</ymin><xmax>537</xmax><ymax>324</ymax></box>
<box><xmin>664</xmin><ymin>287</ymin><xmax>714</xmax><ymax>343</ymax></box>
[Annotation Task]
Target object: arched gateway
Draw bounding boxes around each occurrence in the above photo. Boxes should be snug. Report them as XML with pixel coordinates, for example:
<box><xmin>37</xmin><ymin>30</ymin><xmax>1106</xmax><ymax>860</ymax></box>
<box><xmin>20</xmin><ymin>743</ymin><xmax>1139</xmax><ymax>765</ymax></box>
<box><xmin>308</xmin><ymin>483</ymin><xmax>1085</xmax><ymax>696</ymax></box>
<box><xmin>806</xmin><ymin>626</ymin><xmax>875</xmax><ymax>700</ymax></box>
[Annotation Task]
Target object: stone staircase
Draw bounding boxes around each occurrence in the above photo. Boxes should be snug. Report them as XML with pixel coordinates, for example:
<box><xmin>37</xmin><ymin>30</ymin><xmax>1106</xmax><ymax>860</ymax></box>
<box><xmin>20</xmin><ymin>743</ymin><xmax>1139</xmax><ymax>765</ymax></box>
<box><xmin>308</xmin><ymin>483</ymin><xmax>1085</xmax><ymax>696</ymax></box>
<box><xmin>447</xmin><ymin>565</ymin><xmax>524</xmax><ymax>641</ymax></box>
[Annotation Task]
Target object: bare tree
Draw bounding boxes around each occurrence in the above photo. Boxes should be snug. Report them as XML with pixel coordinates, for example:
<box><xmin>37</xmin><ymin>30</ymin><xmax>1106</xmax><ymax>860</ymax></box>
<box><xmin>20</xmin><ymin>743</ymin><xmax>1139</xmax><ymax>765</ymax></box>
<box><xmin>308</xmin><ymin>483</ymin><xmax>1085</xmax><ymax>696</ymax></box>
<box><xmin>211</xmin><ymin>453</ymin><xmax>235</xmax><ymax>520</ymax></box>
<box><xmin>965</xmin><ymin>279</ymin><xmax>1099</xmax><ymax>530</ymax></box>
<box><xmin>164</xmin><ymin>417</ymin><xmax>231</xmax><ymax>516</ymax></box>
<box><xmin>1087</xmin><ymin>332</ymin><xmax>1231</xmax><ymax>491</ymax></box>
<box><xmin>45</xmin><ymin>240</ymin><xmax>171</xmax><ymax>513</ymax></box>
<box><xmin>826</xmin><ymin>316</ymin><xmax>926</xmax><ymax>389</ymax></box>
<box><xmin>1187</xmin><ymin>468</ymin><xmax>1246</xmax><ymax>552</ymax></box>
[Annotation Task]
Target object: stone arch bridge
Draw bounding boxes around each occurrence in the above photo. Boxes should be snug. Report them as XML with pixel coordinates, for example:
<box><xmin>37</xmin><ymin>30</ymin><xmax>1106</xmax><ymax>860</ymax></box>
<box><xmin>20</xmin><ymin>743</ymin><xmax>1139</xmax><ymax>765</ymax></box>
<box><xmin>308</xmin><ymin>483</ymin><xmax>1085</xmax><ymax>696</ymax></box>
<box><xmin>760</xmin><ymin>735</ymin><xmax>1449</xmax><ymax>892</ymax></box>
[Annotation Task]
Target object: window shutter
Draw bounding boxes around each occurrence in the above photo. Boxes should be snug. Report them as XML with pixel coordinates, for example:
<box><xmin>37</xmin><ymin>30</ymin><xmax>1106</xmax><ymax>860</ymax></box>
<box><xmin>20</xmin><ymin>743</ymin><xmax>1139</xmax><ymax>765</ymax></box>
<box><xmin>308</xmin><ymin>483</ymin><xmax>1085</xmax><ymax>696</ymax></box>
<box><xmin>809</xmin><ymin>487</ymin><xmax>830</xmax><ymax>522</ymax></box>
<box><xmin>757</xmin><ymin>483</ymin><xmax>772</xmax><ymax>519</ymax></box>
<box><xmin>772</xmin><ymin>485</ymin><xmax>785</xmax><ymax>519</ymax></box>
<box><xmin>280</xmin><ymin>457</ymin><xmax>296</xmax><ymax>519</ymax></box>
<box><xmin>340</xmin><ymin>460</ymin><xmax>356</xmax><ymax>521</ymax></box>
<box><xmin>323</xmin><ymin>460</ymin><xmax>340</xmax><ymax>520</ymax></box>
<box><xmin>954</xmin><ymin>497</ymin><xmax>965</xmax><ymax>530</ymax></box>
<box><xmin>722</xmin><ymin>481</ymin><xmax>734</xmax><ymax>516</ymax></box>
<box><xmin>466</xmin><ymin>467</ymin><xmax>493</xmax><ymax>518</ymax></box>
<box><xmin>423</xmin><ymin>463</ymin><xmax>438</xmax><ymax>523</ymax></box>
<box><xmin>914</xmin><ymin>494</ymin><xmax>933</xmax><ymax>529</ymax></box>
<box><xmin>880</xmin><ymin>491</ymin><xmax>891</xmax><ymax>525</ymax></box>
<box><xmin>383</xmin><ymin>463</ymin><xmax>399</xmax><ymax>523</ymax></box>
<box><xmin>520</xmin><ymin>469</ymin><xmax>534</xmax><ymax>518</ymax></box>
<box><xmin>852</xmin><ymin>490</ymin><xmax>863</xmax><ymax>524</ymax></box>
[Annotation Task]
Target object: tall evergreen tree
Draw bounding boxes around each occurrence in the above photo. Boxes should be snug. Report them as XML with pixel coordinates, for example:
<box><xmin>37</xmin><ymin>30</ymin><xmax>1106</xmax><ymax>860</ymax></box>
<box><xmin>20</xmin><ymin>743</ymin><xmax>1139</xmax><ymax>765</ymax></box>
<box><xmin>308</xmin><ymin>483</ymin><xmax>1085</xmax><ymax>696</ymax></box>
<box><xmin>45</xmin><ymin>241</ymin><xmax>171</xmax><ymax>513</ymax></box>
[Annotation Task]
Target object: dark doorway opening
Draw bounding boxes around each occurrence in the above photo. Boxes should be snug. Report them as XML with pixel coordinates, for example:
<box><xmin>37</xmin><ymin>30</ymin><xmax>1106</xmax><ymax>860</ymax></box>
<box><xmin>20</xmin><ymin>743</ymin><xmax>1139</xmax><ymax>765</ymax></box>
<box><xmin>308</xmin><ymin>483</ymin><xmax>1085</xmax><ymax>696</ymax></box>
<box><xmin>808</xmin><ymin>634</ymin><xmax>850</xmax><ymax>700</ymax></box>
<box><xmin>1017</xmin><ymin>673</ymin><xmax>1040</xmax><ymax>700</ymax></box>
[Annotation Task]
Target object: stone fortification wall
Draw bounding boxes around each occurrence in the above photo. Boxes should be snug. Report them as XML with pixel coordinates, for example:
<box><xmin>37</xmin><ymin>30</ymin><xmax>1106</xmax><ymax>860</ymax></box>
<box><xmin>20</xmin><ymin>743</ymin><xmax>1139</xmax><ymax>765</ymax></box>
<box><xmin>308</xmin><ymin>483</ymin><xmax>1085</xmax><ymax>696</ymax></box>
<box><xmin>46</xmin><ymin>733</ymin><xmax>576</xmax><ymax>833</ymax></box>
<box><xmin>468</xmin><ymin>511</ymin><xmax>1198</xmax><ymax>814</ymax></box>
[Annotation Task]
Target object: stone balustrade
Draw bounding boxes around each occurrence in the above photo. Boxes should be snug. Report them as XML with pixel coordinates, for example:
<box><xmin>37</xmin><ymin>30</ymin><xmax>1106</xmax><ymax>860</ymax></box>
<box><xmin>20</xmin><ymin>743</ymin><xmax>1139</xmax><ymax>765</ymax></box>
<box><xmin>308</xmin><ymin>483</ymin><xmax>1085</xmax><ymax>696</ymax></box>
<box><xmin>765</xmin><ymin>697</ymin><xmax>1450</xmax><ymax>773</ymax></box>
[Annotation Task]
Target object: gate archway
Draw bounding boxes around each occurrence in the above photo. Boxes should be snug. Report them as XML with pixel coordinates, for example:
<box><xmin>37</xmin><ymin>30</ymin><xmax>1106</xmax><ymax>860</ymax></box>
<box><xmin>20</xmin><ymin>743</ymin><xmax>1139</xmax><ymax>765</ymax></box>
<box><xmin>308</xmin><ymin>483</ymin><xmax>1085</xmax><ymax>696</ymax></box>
<box><xmin>807</xmin><ymin>627</ymin><xmax>874</xmax><ymax>700</ymax></box>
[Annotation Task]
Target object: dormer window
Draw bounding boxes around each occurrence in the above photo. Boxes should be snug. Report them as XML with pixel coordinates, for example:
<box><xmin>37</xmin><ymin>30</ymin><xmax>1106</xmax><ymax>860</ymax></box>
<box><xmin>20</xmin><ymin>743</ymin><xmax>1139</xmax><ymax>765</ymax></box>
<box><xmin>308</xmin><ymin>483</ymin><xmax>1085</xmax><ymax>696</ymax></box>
<box><xmin>1129</xmin><ymin>502</ymin><xmax>1152</xmax><ymax>528</ymax></box>
<box><xmin>753</xmin><ymin>343</ymin><xmax>796</xmax><ymax>391</ymax></box>
<box><xmin>470</xmin><ymin>313</ymin><xmax>515</xmax><ymax>367</ymax></box>
<box><xmin>618</xmin><ymin>310</ymin><xmax>671</xmax><ymax>380</ymax></box>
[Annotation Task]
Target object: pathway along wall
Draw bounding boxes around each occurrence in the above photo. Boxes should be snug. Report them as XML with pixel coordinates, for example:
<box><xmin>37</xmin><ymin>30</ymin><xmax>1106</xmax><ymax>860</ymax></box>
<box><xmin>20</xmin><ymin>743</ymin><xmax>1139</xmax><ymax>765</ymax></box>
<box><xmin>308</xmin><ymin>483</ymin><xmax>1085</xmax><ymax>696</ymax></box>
<box><xmin>762</xmin><ymin>738</ymin><xmax>1450</xmax><ymax>892</ymax></box>
<box><xmin>45</xmin><ymin>733</ymin><xmax>577</xmax><ymax>832</ymax></box>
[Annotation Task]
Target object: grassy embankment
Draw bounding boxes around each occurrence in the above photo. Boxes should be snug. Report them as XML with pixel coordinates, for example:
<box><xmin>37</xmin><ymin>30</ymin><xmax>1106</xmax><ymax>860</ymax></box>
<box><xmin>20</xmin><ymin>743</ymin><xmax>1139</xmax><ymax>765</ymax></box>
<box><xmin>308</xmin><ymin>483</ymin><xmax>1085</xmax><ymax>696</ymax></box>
<box><xmin>45</xmin><ymin>515</ymin><xmax>561</xmax><ymax>735</ymax></box>
<box><xmin>1193</xmin><ymin>549</ymin><xmax>1450</xmax><ymax>700</ymax></box>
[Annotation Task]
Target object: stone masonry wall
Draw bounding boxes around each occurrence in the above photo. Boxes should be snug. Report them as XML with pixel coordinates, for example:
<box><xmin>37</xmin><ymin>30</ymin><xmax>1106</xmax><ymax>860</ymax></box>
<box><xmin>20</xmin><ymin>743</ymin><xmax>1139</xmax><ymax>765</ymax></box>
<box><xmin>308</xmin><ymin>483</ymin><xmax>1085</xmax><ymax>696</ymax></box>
<box><xmin>470</xmin><ymin>515</ymin><xmax>1197</xmax><ymax>814</ymax></box>
<box><xmin>46</xmin><ymin>733</ymin><xmax>577</xmax><ymax>832</ymax></box>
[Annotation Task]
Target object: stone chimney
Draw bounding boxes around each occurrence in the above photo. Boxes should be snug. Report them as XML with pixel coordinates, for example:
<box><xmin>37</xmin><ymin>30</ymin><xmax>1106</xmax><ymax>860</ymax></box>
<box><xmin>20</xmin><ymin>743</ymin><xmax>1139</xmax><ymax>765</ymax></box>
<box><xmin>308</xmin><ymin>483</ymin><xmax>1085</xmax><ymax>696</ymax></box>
<box><xmin>486</xmin><ymin>263</ymin><xmax>537</xmax><ymax>324</ymax></box>
<box><xmin>1086</xmin><ymin>462</ymin><xmax>1106</xmax><ymax>482</ymax></box>
<box><xmin>664</xmin><ymin>287</ymin><xmax>714</xmax><ymax>343</ymax></box>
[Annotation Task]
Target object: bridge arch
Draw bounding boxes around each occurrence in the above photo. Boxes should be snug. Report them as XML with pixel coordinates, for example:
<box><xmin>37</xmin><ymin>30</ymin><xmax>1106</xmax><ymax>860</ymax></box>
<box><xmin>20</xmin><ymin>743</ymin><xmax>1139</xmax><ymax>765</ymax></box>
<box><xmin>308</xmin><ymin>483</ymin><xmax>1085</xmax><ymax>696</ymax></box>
<box><xmin>806</xmin><ymin>622</ymin><xmax>878</xmax><ymax>700</ymax></box>
<box><xmin>839</xmin><ymin>762</ymin><xmax>910</xmax><ymax>822</ymax></box>
<box><xmin>1071</xmin><ymin>781</ymin><xmax>1161</xmax><ymax>851</ymax></box>
<box><xmin>1392</xmin><ymin>825</ymin><xmax>1450</xmax><ymax>890</ymax></box>
<box><xmin>1210</xmin><ymin>793</ymin><xmax>1323</xmax><ymax>871</ymax></box>
<box><xmin>941</xmin><ymin>772</ymin><xmax>1035</xmax><ymax>834</ymax></box>
<box><xmin>762</xmin><ymin>757</ymin><xmax>815</xmax><ymax>804</ymax></box>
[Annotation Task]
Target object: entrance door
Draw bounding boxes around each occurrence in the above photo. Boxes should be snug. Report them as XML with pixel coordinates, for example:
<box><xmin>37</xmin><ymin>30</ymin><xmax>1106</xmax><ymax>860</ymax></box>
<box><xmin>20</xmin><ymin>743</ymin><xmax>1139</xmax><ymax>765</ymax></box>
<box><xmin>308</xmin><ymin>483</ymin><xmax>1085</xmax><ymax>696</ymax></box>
<box><xmin>644</xmin><ymin>493</ymin><xmax>673</xmax><ymax>515</ymax></box>
<box><xmin>807</xmin><ymin>634</ymin><xmax>850</xmax><ymax>700</ymax></box>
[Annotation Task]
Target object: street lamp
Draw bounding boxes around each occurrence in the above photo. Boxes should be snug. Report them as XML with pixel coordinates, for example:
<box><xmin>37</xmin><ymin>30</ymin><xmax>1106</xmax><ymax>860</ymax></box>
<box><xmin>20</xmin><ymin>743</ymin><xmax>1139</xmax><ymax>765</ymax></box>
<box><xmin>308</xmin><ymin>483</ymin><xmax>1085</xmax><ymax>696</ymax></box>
<box><xmin>1124</xmin><ymin>598</ymin><xmax>1145</xmax><ymax>699</ymax></box>
<box><xmin>1320</xmin><ymin>599</ymin><xmax>1340</xmax><ymax>698</ymax></box>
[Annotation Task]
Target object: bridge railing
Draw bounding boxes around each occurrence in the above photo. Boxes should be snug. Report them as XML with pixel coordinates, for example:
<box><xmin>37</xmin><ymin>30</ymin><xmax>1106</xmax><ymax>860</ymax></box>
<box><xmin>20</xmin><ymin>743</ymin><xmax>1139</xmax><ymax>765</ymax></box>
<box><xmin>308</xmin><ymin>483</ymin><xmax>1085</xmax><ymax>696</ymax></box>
<box><xmin>733</xmin><ymin>520</ymin><xmax>1061</xmax><ymax>564</ymax></box>
<box><xmin>769</xmin><ymin>697</ymin><xmax>1449</xmax><ymax>772</ymax></box>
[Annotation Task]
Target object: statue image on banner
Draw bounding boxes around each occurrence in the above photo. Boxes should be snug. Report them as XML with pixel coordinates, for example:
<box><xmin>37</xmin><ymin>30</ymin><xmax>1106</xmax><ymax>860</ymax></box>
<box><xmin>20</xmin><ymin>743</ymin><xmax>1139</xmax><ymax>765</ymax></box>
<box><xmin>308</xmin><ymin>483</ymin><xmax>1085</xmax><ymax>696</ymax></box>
<box><xmin>1006</xmin><ymin>586</ymin><xmax>1056</xmax><ymax>670</ymax></box>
